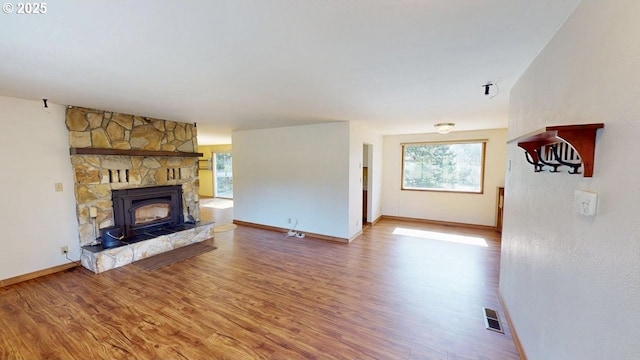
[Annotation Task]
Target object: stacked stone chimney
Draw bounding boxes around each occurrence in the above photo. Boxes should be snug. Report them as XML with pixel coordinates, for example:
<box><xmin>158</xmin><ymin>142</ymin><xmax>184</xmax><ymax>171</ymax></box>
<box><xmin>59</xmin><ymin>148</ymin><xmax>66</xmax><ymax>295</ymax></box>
<box><xmin>65</xmin><ymin>107</ymin><xmax>201</xmax><ymax>247</ymax></box>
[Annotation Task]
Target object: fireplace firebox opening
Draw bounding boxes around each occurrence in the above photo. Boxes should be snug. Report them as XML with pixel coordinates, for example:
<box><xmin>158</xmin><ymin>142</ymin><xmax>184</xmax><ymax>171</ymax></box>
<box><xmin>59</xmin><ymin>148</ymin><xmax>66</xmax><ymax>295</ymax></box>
<box><xmin>96</xmin><ymin>185</ymin><xmax>196</xmax><ymax>248</ymax></box>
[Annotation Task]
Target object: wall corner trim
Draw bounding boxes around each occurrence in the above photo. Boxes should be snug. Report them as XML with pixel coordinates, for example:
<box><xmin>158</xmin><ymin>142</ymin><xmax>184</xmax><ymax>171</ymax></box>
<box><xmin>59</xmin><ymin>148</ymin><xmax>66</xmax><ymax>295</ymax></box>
<box><xmin>1</xmin><ymin>263</ymin><xmax>79</xmax><ymax>288</ymax></box>
<box><xmin>498</xmin><ymin>290</ymin><xmax>528</xmax><ymax>360</ymax></box>
<box><xmin>232</xmin><ymin>220</ymin><xmax>350</xmax><ymax>244</ymax></box>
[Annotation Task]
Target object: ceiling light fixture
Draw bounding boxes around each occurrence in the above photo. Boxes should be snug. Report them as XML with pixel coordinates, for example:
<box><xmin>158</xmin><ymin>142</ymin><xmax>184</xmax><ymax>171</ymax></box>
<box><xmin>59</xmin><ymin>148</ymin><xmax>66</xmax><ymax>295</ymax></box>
<box><xmin>434</xmin><ymin>123</ymin><xmax>455</xmax><ymax>134</ymax></box>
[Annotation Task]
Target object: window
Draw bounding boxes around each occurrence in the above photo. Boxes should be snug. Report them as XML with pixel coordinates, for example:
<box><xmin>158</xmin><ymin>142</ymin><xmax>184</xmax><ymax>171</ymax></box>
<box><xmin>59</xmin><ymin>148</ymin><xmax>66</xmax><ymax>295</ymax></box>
<box><xmin>214</xmin><ymin>152</ymin><xmax>233</xmax><ymax>198</ymax></box>
<box><xmin>402</xmin><ymin>141</ymin><xmax>486</xmax><ymax>193</ymax></box>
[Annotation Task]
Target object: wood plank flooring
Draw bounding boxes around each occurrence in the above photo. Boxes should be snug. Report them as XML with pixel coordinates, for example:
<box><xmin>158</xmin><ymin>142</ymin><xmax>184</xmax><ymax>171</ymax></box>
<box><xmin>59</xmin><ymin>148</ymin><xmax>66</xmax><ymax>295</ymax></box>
<box><xmin>0</xmin><ymin>212</ymin><xmax>519</xmax><ymax>359</ymax></box>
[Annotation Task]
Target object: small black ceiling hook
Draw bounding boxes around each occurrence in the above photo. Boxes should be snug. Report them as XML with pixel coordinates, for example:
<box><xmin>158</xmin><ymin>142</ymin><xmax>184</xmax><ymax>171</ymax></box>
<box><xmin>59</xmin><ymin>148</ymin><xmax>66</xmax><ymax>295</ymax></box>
<box><xmin>483</xmin><ymin>83</ymin><xmax>493</xmax><ymax>96</ymax></box>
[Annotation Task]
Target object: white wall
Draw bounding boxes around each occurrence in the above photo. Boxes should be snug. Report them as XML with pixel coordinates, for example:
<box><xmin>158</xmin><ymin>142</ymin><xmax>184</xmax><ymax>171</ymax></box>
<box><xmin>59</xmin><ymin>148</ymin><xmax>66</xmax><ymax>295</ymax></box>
<box><xmin>232</xmin><ymin>122</ymin><xmax>351</xmax><ymax>238</ymax></box>
<box><xmin>0</xmin><ymin>96</ymin><xmax>78</xmax><ymax>281</ymax></box>
<box><xmin>500</xmin><ymin>1</ymin><xmax>640</xmax><ymax>359</ymax></box>
<box><xmin>382</xmin><ymin>129</ymin><xmax>507</xmax><ymax>226</ymax></box>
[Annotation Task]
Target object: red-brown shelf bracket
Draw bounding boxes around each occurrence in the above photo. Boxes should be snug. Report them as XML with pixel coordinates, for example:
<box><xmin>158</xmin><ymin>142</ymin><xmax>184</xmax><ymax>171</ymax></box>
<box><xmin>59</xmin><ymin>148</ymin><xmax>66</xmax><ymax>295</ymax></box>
<box><xmin>510</xmin><ymin>123</ymin><xmax>604</xmax><ymax>177</ymax></box>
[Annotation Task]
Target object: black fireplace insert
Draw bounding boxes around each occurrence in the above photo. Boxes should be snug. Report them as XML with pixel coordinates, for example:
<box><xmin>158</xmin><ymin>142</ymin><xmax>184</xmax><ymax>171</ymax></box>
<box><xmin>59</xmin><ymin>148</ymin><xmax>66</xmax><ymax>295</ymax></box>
<box><xmin>112</xmin><ymin>185</ymin><xmax>185</xmax><ymax>237</ymax></box>
<box><xmin>91</xmin><ymin>185</ymin><xmax>197</xmax><ymax>249</ymax></box>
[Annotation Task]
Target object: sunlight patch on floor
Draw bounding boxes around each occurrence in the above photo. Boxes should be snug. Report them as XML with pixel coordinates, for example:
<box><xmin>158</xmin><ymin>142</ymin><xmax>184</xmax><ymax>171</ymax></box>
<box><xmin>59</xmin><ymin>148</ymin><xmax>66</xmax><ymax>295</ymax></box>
<box><xmin>392</xmin><ymin>227</ymin><xmax>488</xmax><ymax>247</ymax></box>
<box><xmin>201</xmin><ymin>198</ymin><xmax>234</xmax><ymax>209</ymax></box>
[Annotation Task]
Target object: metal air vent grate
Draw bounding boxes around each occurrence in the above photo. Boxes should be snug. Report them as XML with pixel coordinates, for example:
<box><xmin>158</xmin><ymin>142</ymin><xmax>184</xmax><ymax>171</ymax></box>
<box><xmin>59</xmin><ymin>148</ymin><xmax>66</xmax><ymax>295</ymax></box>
<box><xmin>482</xmin><ymin>307</ymin><xmax>504</xmax><ymax>333</ymax></box>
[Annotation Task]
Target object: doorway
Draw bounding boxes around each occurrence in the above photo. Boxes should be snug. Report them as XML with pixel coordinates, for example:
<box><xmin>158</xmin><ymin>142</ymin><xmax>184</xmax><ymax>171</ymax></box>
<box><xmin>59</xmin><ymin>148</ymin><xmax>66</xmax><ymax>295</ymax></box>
<box><xmin>213</xmin><ymin>151</ymin><xmax>233</xmax><ymax>199</ymax></box>
<box><xmin>363</xmin><ymin>143</ymin><xmax>373</xmax><ymax>224</ymax></box>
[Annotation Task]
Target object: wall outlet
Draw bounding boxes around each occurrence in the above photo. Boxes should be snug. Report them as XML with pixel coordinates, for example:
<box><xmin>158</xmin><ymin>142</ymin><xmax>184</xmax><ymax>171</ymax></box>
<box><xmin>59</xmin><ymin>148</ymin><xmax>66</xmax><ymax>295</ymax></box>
<box><xmin>60</xmin><ymin>246</ymin><xmax>68</xmax><ymax>255</ymax></box>
<box><xmin>54</xmin><ymin>183</ymin><xmax>63</xmax><ymax>192</ymax></box>
<box><xmin>574</xmin><ymin>189</ymin><xmax>597</xmax><ymax>216</ymax></box>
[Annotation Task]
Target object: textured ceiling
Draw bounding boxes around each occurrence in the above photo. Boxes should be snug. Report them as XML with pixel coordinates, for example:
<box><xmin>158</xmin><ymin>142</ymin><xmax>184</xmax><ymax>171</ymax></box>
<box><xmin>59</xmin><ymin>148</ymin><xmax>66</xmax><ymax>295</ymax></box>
<box><xmin>0</xmin><ymin>0</ymin><xmax>581</xmax><ymax>144</ymax></box>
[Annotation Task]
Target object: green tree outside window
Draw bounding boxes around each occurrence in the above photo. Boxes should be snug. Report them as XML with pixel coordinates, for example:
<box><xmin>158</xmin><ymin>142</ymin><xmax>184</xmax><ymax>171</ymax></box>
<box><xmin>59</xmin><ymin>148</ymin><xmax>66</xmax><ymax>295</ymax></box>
<box><xmin>402</xmin><ymin>142</ymin><xmax>485</xmax><ymax>193</ymax></box>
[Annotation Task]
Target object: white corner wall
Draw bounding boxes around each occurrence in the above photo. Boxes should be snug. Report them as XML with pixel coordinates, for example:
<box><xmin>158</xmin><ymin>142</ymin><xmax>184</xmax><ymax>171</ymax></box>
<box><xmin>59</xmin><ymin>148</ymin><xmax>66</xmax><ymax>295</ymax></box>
<box><xmin>382</xmin><ymin>129</ymin><xmax>507</xmax><ymax>226</ymax></box>
<box><xmin>0</xmin><ymin>96</ymin><xmax>78</xmax><ymax>281</ymax></box>
<box><xmin>500</xmin><ymin>1</ymin><xmax>640</xmax><ymax>359</ymax></box>
<box><xmin>232</xmin><ymin>122</ymin><xmax>350</xmax><ymax>238</ymax></box>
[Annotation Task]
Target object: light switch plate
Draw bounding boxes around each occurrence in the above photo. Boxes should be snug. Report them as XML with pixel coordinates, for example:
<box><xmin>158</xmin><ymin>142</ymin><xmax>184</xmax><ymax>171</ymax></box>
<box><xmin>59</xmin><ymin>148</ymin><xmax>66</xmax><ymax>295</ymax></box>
<box><xmin>574</xmin><ymin>189</ymin><xmax>597</xmax><ymax>216</ymax></box>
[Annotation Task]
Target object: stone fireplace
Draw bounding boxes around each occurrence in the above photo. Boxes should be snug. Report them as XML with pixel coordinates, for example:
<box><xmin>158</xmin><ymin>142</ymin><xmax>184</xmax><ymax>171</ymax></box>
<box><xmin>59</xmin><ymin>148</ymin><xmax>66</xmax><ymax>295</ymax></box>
<box><xmin>65</xmin><ymin>107</ymin><xmax>214</xmax><ymax>273</ymax></box>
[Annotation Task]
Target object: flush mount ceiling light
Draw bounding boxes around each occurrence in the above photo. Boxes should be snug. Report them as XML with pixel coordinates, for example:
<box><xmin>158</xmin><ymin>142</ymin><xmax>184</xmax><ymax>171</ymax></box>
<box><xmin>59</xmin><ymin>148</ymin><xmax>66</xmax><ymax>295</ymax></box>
<box><xmin>434</xmin><ymin>123</ymin><xmax>455</xmax><ymax>134</ymax></box>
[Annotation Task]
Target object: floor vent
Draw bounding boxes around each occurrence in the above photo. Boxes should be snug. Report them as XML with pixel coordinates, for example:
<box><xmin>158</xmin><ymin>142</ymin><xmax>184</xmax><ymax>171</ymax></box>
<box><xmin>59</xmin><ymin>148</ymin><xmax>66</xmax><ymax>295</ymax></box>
<box><xmin>482</xmin><ymin>307</ymin><xmax>504</xmax><ymax>333</ymax></box>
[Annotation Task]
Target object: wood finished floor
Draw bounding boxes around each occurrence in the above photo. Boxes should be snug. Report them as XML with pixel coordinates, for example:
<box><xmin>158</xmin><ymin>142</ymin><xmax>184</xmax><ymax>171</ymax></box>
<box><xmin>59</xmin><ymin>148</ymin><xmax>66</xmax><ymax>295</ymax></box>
<box><xmin>0</xmin><ymin>204</ymin><xmax>519</xmax><ymax>359</ymax></box>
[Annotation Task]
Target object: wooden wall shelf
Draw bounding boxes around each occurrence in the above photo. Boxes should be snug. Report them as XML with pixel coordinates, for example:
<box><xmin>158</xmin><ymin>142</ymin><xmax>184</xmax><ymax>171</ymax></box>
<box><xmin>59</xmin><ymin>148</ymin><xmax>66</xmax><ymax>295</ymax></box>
<box><xmin>508</xmin><ymin>123</ymin><xmax>604</xmax><ymax>177</ymax></box>
<box><xmin>69</xmin><ymin>148</ymin><xmax>203</xmax><ymax>158</ymax></box>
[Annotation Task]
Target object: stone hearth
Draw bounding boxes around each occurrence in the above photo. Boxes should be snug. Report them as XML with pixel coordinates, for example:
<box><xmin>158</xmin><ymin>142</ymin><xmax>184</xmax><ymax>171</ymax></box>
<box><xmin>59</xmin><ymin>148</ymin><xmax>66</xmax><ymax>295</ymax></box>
<box><xmin>80</xmin><ymin>222</ymin><xmax>214</xmax><ymax>273</ymax></box>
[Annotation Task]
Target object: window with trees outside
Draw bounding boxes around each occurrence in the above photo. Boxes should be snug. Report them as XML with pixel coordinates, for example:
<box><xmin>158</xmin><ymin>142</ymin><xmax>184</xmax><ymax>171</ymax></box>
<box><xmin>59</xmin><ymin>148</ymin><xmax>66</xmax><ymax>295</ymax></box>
<box><xmin>402</xmin><ymin>141</ymin><xmax>486</xmax><ymax>193</ymax></box>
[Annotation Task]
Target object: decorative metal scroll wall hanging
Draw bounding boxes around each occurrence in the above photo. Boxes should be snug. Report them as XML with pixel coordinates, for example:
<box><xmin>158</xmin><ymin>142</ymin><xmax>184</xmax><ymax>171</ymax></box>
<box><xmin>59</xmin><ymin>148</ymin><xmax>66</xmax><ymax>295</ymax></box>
<box><xmin>524</xmin><ymin>142</ymin><xmax>582</xmax><ymax>174</ymax></box>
